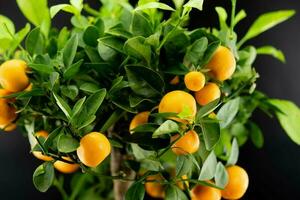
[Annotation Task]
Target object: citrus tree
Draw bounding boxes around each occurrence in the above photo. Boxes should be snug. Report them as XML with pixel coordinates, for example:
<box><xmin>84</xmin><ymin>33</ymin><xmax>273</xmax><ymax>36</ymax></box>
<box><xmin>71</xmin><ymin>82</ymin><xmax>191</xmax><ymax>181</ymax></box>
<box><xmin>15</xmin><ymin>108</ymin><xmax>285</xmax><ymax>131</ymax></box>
<box><xmin>0</xmin><ymin>0</ymin><xmax>299</xmax><ymax>199</ymax></box>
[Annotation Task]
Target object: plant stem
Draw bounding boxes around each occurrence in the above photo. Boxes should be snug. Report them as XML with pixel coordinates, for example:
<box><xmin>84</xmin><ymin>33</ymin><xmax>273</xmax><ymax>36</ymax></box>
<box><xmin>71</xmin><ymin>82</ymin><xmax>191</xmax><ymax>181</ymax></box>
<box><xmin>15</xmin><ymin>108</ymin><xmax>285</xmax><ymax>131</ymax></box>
<box><xmin>100</xmin><ymin>109</ymin><xmax>125</xmax><ymax>133</ymax></box>
<box><xmin>53</xmin><ymin>176</ymin><xmax>69</xmax><ymax>200</ymax></box>
<box><xmin>83</xmin><ymin>4</ymin><xmax>100</xmax><ymax>17</ymax></box>
<box><xmin>230</xmin><ymin>0</ymin><xmax>237</xmax><ymax>38</ymax></box>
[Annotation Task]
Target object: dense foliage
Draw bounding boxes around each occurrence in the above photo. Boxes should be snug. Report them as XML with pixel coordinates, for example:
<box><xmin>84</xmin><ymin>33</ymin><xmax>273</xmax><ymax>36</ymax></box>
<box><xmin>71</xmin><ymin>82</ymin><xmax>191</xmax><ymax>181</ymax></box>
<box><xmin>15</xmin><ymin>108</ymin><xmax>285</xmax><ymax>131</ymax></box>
<box><xmin>0</xmin><ymin>0</ymin><xmax>299</xmax><ymax>199</ymax></box>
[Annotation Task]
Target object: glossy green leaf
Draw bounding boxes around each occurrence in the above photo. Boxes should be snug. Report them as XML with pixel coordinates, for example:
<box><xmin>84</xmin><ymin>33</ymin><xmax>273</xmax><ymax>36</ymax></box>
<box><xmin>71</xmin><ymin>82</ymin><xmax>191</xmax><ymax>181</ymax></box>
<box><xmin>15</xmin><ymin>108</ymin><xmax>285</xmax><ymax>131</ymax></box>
<box><xmin>135</xmin><ymin>2</ymin><xmax>175</xmax><ymax>11</ymax></box>
<box><xmin>183</xmin><ymin>0</ymin><xmax>204</xmax><ymax>11</ymax></box>
<box><xmin>33</xmin><ymin>162</ymin><xmax>54</xmax><ymax>192</ymax></box>
<box><xmin>268</xmin><ymin>99</ymin><xmax>300</xmax><ymax>145</ymax></box>
<box><xmin>53</xmin><ymin>92</ymin><xmax>72</xmax><ymax>119</ymax></box>
<box><xmin>214</xmin><ymin>162</ymin><xmax>229</xmax><ymax>189</ymax></box>
<box><xmin>184</xmin><ymin>37</ymin><xmax>208</xmax><ymax>66</ymax></box>
<box><xmin>50</xmin><ymin>4</ymin><xmax>78</xmax><ymax>18</ymax></box>
<box><xmin>25</xmin><ymin>27</ymin><xmax>44</xmax><ymax>55</ymax></box>
<box><xmin>29</xmin><ymin>63</ymin><xmax>54</xmax><ymax>74</ymax></box>
<box><xmin>0</xmin><ymin>15</ymin><xmax>15</xmax><ymax>38</ymax></box>
<box><xmin>63</xmin><ymin>34</ymin><xmax>78</xmax><ymax>67</ymax></box>
<box><xmin>64</xmin><ymin>59</ymin><xmax>84</xmax><ymax>80</ymax></box>
<box><xmin>249</xmin><ymin>122</ymin><xmax>264</xmax><ymax>148</ymax></box>
<box><xmin>199</xmin><ymin>151</ymin><xmax>217</xmax><ymax>180</ymax></box>
<box><xmin>215</xmin><ymin>7</ymin><xmax>228</xmax><ymax>29</ymax></box>
<box><xmin>84</xmin><ymin>89</ymin><xmax>107</xmax><ymax>116</ymax></box>
<box><xmin>226</xmin><ymin>138</ymin><xmax>239</xmax><ymax>166</ymax></box>
<box><xmin>125</xmin><ymin>182</ymin><xmax>145</xmax><ymax>200</ymax></box>
<box><xmin>256</xmin><ymin>46</ymin><xmax>285</xmax><ymax>63</ymax></box>
<box><xmin>200</xmin><ymin>120</ymin><xmax>220</xmax><ymax>151</ymax></box>
<box><xmin>165</xmin><ymin>185</ymin><xmax>188</xmax><ymax>200</ymax></box>
<box><xmin>124</xmin><ymin>36</ymin><xmax>151</xmax><ymax>65</ymax></box>
<box><xmin>217</xmin><ymin>98</ymin><xmax>240</xmax><ymax>129</ymax></box>
<box><xmin>57</xmin><ymin>134</ymin><xmax>79</xmax><ymax>153</ymax></box>
<box><xmin>153</xmin><ymin>120</ymin><xmax>179</xmax><ymax>138</ymax></box>
<box><xmin>176</xmin><ymin>155</ymin><xmax>192</xmax><ymax>177</ymax></box>
<box><xmin>83</xmin><ymin>26</ymin><xmax>101</xmax><ymax>47</ymax></box>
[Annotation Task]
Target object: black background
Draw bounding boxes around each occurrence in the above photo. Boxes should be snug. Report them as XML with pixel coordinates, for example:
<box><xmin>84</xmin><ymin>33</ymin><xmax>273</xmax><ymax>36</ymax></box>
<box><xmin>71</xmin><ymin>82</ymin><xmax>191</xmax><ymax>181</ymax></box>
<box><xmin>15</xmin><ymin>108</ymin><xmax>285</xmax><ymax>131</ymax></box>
<box><xmin>0</xmin><ymin>0</ymin><xmax>299</xmax><ymax>199</ymax></box>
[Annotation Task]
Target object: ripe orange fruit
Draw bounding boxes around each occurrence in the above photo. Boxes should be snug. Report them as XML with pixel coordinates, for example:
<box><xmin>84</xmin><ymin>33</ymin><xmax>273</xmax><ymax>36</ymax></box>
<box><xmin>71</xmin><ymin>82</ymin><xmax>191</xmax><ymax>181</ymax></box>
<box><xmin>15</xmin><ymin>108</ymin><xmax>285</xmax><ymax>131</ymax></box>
<box><xmin>206</xmin><ymin>46</ymin><xmax>236</xmax><ymax>81</ymax></box>
<box><xmin>171</xmin><ymin>130</ymin><xmax>200</xmax><ymax>155</ymax></box>
<box><xmin>194</xmin><ymin>83</ymin><xmax>221</xmax><ymax>106</ymax></box>
<box><xmin>145</xmin><ymin>174</ymin><xmax>165</xmax><ymax>199</ymax></box>
<box><xmin>191</xmin><ymin>184</ymin><xmax>222</xmax><ymax>200</ymax></box>
<box><xmin>0</xmin><ymin>59</ymin><xmax>29</xmax><ymax>92</ymax></box>
<box><xmin>24</xmin><ymin>83</ymin><xmax>33</xmax><ymax>91</ymax></box>
<box><xmin>222</xmin><ymin>165</ymin><xmax>249</xmax><ymax>200</ymax></box>
<box><xmin>77</xmin><ymin>132</ymin><xmax>111</xmax><ymax>167</ymax></box>
<box><xmin>169</xmin><ymin>75</ymin><xmax>180</xmax><ymax>85</ymax></box>
<box><xmin>159</xmin><ymin>90</ymin><xmax>197</xmax><ymax>121</ymax></box>
<box><xmin>0</xmin><ymin>99</ymin><xmax>17</xmax><ymax>126</ymax></box>
<box><xmin>184</xmin><ymin>71</ymin><xmax>205</xmax><ymax>91</ymax></box>
<box><xmin>32</xmin><ymin>130</ymin><xmax>53</xmax><ymax>161</ymax></box>
<box><xmin>129</xmin><ymin>111</ymin><xmax>150</xmax><ymax>133</ymax></box>
<box><xmin>54</xmin><ymin>156</ymin><xmax>80</xmax><ymax>174</ymax></box>
<box><xmin>0</xmin><ymin>123</ymin><xmax>17</xmax><ymax>132</ymax></box>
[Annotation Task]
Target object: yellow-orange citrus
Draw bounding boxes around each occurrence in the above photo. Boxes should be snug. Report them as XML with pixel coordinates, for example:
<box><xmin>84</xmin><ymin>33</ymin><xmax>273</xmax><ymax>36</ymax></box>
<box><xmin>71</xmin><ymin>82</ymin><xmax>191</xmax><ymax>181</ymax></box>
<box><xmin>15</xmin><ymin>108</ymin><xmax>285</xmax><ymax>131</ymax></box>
<box><xmin>159</xmin><ymin>90</ymin><xmax>197</xmax><ymax>121</ymax></box>
<box><xmin>54</xmin><ymin>157</ymin><xmax>80</xmax><ymax>174</ymax></box>
<box><xmin>129</xmin><ymin>111</ymin><xmax>150</xmax><ymax>132</ymax></box>
<box><xmin>24</xmin><ymin>83</ymin><xmax>33</xmax><ymax>91</ymax></box>
<box><xmin>0</xmin><ymin>123</ymin><xmax>17</xmax><ymax>132</ymax></box>
<box><xmin>0</xmin><ymin>100</ymin><xmax>16</xmax><ymax>126</ymax></box>
<box><xmin>222</xmin><ymin>165</ymin><xmax>249</xmax><ymax>199</ymax></box>
<box><xmin>195</xmin><ymin>83</ymin><xmax>221</xmax><ymax>106</ymax></box>
<box><xmin>0</xmin><ymin>59</ymin><xmax>29</xmax><ymax>92</ymax></box>
<box><xmin>206</xmin><ymin>46</ymin><xmax>236</xmax><ymax>81</ymax></box>
<box><xmin>170</xmin><ymin>75</ymin><xmax>180</xmax><ymax>85</ymax></box>
<box><xmin>32</xmin><ymin>130</ymin><xmax>53</xmax><ymax>161</ymax></box>
<box><xmin>77</xmin><ymin>132</ymin><xmax>111</xmax><ymax>167</ymax></box>
<box><xmin>191</xmin><ymin>184</ymin><xmax>222</xmax><ymax>200</ymax></box>
<box><xmin>171</xmin><ymin>130</ymin><xmax>200</xmax><ymax>155</ymax></box>
<box><xmin>184</xmin><ymin>71</ymin><xmax>206</xmax><ymax>91</ymax></box>
<box><xmin>145</xmin><ymin>174</ymin><xmax>165</xmax><ymax>199</ymax></box>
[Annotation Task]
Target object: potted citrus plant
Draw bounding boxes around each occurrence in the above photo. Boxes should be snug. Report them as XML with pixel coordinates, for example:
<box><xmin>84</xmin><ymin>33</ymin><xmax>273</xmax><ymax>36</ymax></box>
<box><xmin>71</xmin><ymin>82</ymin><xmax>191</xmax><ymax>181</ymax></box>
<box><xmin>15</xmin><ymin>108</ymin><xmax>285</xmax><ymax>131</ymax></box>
<box><xmin>0</xmin><ymin>0</ymin><xmax>298</xmax><ymax>199</ymax></box>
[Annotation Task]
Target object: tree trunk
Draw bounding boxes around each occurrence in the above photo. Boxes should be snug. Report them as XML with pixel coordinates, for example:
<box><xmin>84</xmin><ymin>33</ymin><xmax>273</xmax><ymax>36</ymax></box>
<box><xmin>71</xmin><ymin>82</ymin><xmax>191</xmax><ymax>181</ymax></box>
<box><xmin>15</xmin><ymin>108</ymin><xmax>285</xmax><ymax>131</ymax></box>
<box><xmin>108</xmin><ymin>126</ymin><xmax>135</xmax><ymax>200</ymax></box>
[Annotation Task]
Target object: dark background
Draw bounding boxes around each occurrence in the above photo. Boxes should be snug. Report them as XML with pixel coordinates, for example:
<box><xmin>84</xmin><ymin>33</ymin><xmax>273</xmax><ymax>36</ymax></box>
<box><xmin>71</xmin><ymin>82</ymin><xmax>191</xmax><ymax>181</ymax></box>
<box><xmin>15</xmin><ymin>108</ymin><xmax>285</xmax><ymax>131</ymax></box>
<box><xmin>0</xmin><ymin>0</ymin><xmax>299</xmax><ymax>199</ymax></box>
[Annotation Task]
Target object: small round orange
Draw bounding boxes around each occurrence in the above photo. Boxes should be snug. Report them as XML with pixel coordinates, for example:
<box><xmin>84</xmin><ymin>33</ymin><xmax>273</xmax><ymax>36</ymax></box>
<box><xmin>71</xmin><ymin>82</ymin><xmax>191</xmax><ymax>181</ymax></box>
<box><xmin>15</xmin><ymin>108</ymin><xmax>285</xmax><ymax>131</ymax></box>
<box><xmin>206</xmin><ymin>46</ymin><xmax>236</xmax><ymax>81</ymax></box>
<box><xmin>54</xmin><ymin>156</ymin><xmax>80</xmax><ymax>174</ymax></box>
<box><xmin>32</xmin><ymin>130</ymin><xmax>53</xmax><ymax>161</ymax></box>
<box><xmin>77</xmin><ymin>132</ymin><xmax>111</xmax><ymax>167</ymax></box>
<box><xmin>0</xmin><ymin>123</ymin><xmax>17</xmax><ymax>132</ymax></box>
<box><xmin>170</xmin><ymin>76</ymin><xmax>180</xmax><ymax>85</ymax></box>
<box><xmin>195</xmin><ymin>83</ymin><xmax>221</xmax><ymax>106</ymax></box>
<box><xmin>0</xmin><ymin>100</ymin><xmax>16</xmax><ymax>126</ymax></box>
<box><xmin>129</xmin><ymin>111</ymin><xmax>150</xmax><ymax>133</ymax></box>
<box><xmin>191</xmin><ymin>184</ymin><xmax>221</xmax><ymax>200</ymax></box>
<box><xmin>222</xmin><ymin>165</ymin><xmax>249</xmax><ymax>200</ymax></box>
<box><xmin>0</xmin><ymin>59</ymin><xmax>29</xmax><ymax>92</ymax></box>
<box><xmin>184</xmin><ymin>71</ymin><xmax>205</xmax><ymax>91</ymax></box>
<box><xmin>171</xmin><ymin>130</ymin><xmax>200</xmax><ymax>155</ymax></box>
<box><xmin>159</xmin><ymin>90</ymin><xmax>197</xmax><ymax>121</ymax></box>
<box><xmin>145</xmin><ymin>174</ymin><xmax>165</xmax><ymax>199</ymax></box>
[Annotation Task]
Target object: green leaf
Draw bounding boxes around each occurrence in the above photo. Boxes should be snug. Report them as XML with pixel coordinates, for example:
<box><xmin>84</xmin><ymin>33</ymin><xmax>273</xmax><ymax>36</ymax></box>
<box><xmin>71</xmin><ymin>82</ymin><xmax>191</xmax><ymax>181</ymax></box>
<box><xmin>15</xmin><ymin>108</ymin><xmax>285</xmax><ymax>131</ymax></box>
<box><xmin>183</xmin><ymin>0</ymin><xmax>204</xmax><ymax>11</ymax></box>
<box><xmin>217</xmin><ymin>98</ymin><xmax>240</xmax><ymax>129</ymax></box>
<box><xmin>153</xmin><ymin>120</ymin><xmax>179</xmax><ymax>138</ymax></box>
<box><xmin>226</xmin><ymin>138</ymin><xmax>239</xmax><ymax>166</ymax></box>
<box><xmin>16</xmin><ymin>0</ymin><xmax>50</xmax><ymax>36</ymax></box>
<box><xmin>8</xmin><ymin>23</ymin><xmax>31</xmax><ymax>55</ymax></box>
<box><xmin>268</xmin><ymin>99</ymin><xmax>300</xmax><ymax>145</ymax></box>
<box><xmin>135</xmin><ymin>2</ymin><xmax>175</xmax><ymax>11</ymax></box>
<box><xmin>131</xmin><ymin>143</ymin><xmax>155</xmax><ymax>160</ymax></box>
<box><xmin>64</xmin><ymin>59</ymin><xmax>83</xmax><ymax>80</ymax></box>
<box><xmin>57</xmin><ymin>134</ymin><xmax>79</xmax><ymax>153</ymax></box>
<box><xmin>61</xmin><ymin>85</ymin><xmax>79</xmax><ymax>100</ymax></box>
<box><xmin>53</xmin><ymin>92</ymin><xmax>72</xmax><ymax>119</ymax></box>
<box><xmin>125</xmin><ymin>182</ymin><xmax>145</xmax><ymax>200</ymax></box>
<box><xmin>239</xmin><ymin>10</ymin><xmax>295</xmax><ymax>46</ymax></box>
<box><xmin>165</xmin><ymin>185</ymin><xmax>188</xmax><ymax>200</ymax></box>
<box><xmin>176</xmin><ymin>155</ymin><xmax>192</xmax><ymax>177</ymax></box>
<box><xmin>79</xmin><ymin>83</ymin><xmax>101</xmax><ymax>93</ymax></box>
<box><xmin>72</xmin><ymin>97</ymin><xmax>86</xmax><ymax>117</ymax></box>
<box><xmin>199</xmin><ymin>151</ymin><xmax>217</xmax><ymax>180</ymax></box>
<box><xmin>124</xmin><ymin>36</ymin><xmax>151</xmax><ymax>65</ymax></box>
<box><xmin>215</xmin><ymin>7</ymin><xmax>228</xmax><ymax>29</ymax></box>
<box><xmin>196</xmin><ymin>99</ymin><xmax>220</xmax><ymax>121</ymax></box>
<box><xmin>256</xmin><ymin>46</ymin><xmax>285</xmax><ymax>63</ymax></box>
<box><xmin>234</xmin><ymin>9</ymin><xmax>247</xmax><ymax>26</ymax></box>
<box><xmin>0</xmin><ymin>15</ymin><xmax>15</xmax><ymax>38</ymax></box>
<box><xmin>214</xmin><ymin>162</ymin><xmax>229</xmax><ymax>189</ymax></box>
<box><xmin>44</xmin><ymin>127</ymin><xmax>63</xmax><ymax>150</ymax></box>
<box><xmin>131</xmin><ymin>12</ymin><xmax>153</xmax><ymax>37</ymax></box>
<box><xmin>25</xmin><ymin>27</ymin><xmax>44</xmax><ymax>55</ymax></box>
<box><xmin>184</xmin><ymin>37</ymin><xmax>208</xmax><ymax>66</ymax></box>
<box><xmin>83</xmin><ymin>26</ymin><xmax>101</xmax><ymax>47</ymax></box>
<box><xmin>84</xmin><ymin>89</ymin><xmax>107</xmax><ymax>116</ymax></box>
<box><xmin>29</xmin><ymin>63</ymin><xmax>54</xmax><ymax>74</ymax></box>
<box><xmin>33</xmin><ymin>162</ymin><xmax>54</xmax><ymax>192</ymax></box>
<box><xmin>125</xmin><ymin>65</ymin><xmax>165</xmax><ymax>98</ymax></box>
<box><xmin>249</xmin><ymin>122</ymin><xmax>264</xmax><ymax>148</ymax></box>
<box><xmin>50</xmin><ymin>4</ymin><xmax>78</xmax><ymax>18</ymax></box>
<box><xmin>78</xmin><ymin>115</ymin><xmax>97</xmax><ymax>129</ymax></box>
<box><xmin>70</xmin><ymin>0</ymin><xmax>83</xmax><ymax>11</ymax></box>
<box><xmin>200</xmin><ymin>120</ymin><xmax>220</xmax><ymax>151</ymax></box>
<box><xmin>63</xmin><ymin>34</ymin><xmax>78</xmax><ymax>67</ymax></box>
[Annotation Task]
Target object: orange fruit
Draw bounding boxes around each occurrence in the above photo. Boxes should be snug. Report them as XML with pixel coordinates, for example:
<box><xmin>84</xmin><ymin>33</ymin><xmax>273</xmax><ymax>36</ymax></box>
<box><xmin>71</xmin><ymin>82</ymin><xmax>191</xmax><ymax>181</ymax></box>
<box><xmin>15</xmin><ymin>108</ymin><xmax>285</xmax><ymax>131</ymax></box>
<box><xmin>159</xmin><ymin>90</ymin><xmax>197</xmax><ymax>121</ymax></box>
<box><xmin>194</xmin><ymin>83</ymin><xmax>221</xmax><ymax>106</ymax></box>
<box><xmin>0</xmin><ymin>59</ymin><xmax>29</xmax><ymax>92</ymax></box>
<box><xmin>54</xmin><ymin>156</ymin><xmax>80</xmax><ymax>174</ymax></box>
<box><xmin>129</xmin><ymin>111</ymin><xmax>150</xmax><ymax>133</ymax></box>
<box><xmin>24</xmin><ymin>83</ymin><xmax>33</xmax><ymax>91</ymax></box>
<box><xmin>170</xmin><ymin>75</ymin><xmax>180</xmax><ymax>85</ymax></box>
<box><xmin>171</xmin><ymin>130</ymin><xmax>200</xmax><ymax>155</ymax></box>
<box><xmin>0</xmin><ymin>123</ymin><xmax>17</xmax><ymax>132</ymax></box>
<box><xmin>222</xmin><ymin>165</ymin><xmax>249</xmax><ymax>199</ymax></box>
<box><xmin>32</xmin><ymin>130</ymin><xmax>53</xmax><ymax>161</ymax></box>
<box><xmin>191</xmin><ymin>183</ymin><xmax>221</xmax><ymax>200</ymax></box>
<box><xmin>145</xmin><ymin>174</ymin><xmax>165</xmax><ymax>199</ymax></box>
<box><xmin>0</xmin><ymin>100</ymin><xmax>16</xmax><ymax>126</ymax></box>
<box><xmin>77</xmin><ymin>132</ymin><xmax>111</xmax><ymax>167</ymax></box>
<box><xmin>184</xmin><ymin>71</ymin><xmax>205</xmax><ymax>91</ymax></box>
<box><xmin>206</xmin><ymin>46</ymin><xmax>236</xmax><ymax>81</ymax></box>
